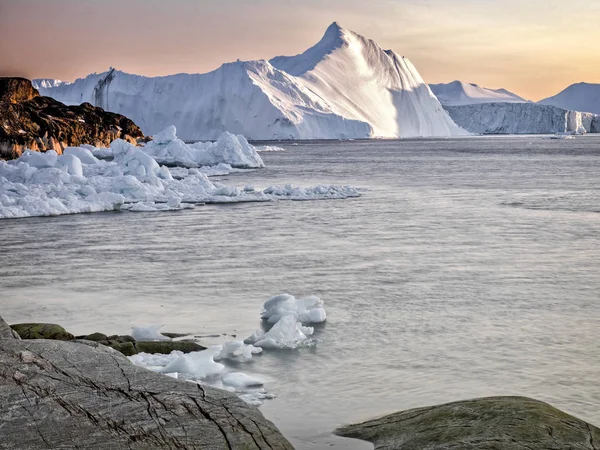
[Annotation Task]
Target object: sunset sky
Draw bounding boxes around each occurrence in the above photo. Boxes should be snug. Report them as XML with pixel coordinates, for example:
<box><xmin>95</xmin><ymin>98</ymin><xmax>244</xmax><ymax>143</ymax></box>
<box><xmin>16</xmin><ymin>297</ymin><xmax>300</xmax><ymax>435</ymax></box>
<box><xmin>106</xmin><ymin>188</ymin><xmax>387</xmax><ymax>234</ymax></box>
<box><xmin>1</xmin><ymin>0</ymin><xmax>599</xmax><ymax>101</ymax></box>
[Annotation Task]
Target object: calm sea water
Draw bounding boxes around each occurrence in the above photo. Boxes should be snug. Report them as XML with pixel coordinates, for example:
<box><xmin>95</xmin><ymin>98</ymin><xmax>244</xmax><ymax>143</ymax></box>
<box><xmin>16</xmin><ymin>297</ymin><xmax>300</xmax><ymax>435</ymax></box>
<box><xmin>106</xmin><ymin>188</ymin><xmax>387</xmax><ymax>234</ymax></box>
<box><xmin>2</xmin><ymin>136</ymin><xmax>599</xmax><ymax>449</ymax></box>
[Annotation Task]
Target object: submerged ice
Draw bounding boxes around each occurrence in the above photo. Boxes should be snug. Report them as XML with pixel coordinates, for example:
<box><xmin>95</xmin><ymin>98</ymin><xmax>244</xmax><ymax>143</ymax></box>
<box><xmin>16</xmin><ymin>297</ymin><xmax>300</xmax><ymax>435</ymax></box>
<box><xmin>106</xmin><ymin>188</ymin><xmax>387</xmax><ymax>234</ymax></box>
<box><xmin>0</xmin><ymin>127</ymin><xmax>361</xmax><ymax>219</ymax></box>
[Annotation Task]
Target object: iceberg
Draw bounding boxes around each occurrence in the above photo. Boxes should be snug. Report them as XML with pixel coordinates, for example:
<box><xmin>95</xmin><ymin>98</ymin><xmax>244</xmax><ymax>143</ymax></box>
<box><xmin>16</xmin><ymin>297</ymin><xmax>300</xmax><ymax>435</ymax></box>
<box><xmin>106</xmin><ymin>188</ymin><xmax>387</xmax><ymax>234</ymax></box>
<box><xmin>36</xmin><ymin>23</ymin><xmax>466</xmax><ymax>139</ymax></box>
<box><xmin>539</xmin><ymin>82</ymin><xmax>600</xmax><ymax>115</ymax></box>
<box><xmin>429</xmin><ymin>80</ymin><xmax>528</xmax><ymax>106</ymax></box>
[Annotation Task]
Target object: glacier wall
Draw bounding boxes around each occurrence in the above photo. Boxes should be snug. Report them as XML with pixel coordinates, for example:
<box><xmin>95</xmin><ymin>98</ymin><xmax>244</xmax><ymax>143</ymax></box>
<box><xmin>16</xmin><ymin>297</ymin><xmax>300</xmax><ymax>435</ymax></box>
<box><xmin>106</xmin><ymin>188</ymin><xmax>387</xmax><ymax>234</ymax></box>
<box><xmin>444</xmin><ymin>102</ymin><xmax>600</xmax><ymax>134</ymax></box>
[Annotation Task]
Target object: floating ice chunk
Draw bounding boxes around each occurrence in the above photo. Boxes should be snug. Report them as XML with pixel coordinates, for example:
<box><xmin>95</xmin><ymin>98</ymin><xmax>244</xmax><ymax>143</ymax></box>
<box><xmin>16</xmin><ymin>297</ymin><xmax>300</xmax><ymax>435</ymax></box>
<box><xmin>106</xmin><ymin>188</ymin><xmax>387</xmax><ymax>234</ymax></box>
<box><xmin>63</xmin><ymin>147</ymin><xmax>99</xmax><ymax>165</ymax></box>
<box><xmin>262</xmin><ymin>184</ymin><xmax>360</xmax><ymax>200</ymax></box>
<box><xmin>255</xmin><ymin>145</ymin><xmax>285</xmax><ymax>152</ymax></box>
<box><xmin>238</xmin><ymin>389</ymin><xmax>276</xmax><ymax>406</ymax></box>
<box><xmin>215</xmin><ymin>340</ymin><xmax>262</xmax><ymax>362</ymax></box>
<box><xmin>131</xmin><ymin>325</ymin><xmax>170</xmax><ymax>341</ymax></box>
<box><xmin>261</xmin><ymin>293</ymin><xmax>327</xmax><ymax>324</ymax></box>
<box><xmin>161</xmin><ymin>350</ymin><xmax>225</xmax><ymax>379</ymax></box>
<box><xmin>246</xmin><ymin>315</ymin><xmax>315</xmax><ymax>349</ymax></box>
<box><xmin>222</xmin><ymin>372</ymin><xmax>264</xmax><ymax>388</ymax></box>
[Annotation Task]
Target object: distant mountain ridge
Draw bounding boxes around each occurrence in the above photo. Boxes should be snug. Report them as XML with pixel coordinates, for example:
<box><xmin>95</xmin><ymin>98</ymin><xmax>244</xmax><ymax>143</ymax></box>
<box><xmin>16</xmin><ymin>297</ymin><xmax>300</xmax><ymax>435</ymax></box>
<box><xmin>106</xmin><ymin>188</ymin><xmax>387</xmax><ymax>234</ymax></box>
<box><xmin>35</xmin><ymin>22</ymin><xmax>467</xmax><ymax>140</ymax></box>
<box><xmin>429</xmin><ymin>80</ymin><xmax>527</xmax><ymax>106</ymax></box>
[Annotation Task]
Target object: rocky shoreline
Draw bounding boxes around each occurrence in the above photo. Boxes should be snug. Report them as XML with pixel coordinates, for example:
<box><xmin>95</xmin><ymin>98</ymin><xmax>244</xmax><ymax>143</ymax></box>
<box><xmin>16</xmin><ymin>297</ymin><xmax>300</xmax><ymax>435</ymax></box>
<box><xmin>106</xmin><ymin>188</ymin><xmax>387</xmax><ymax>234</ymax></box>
<box><xmin>0</xmin><ymin>77</ymin><xmax>146</xmax><ymax>159</ymax></box>
<box><xmin>0</xmin><ymin>314</ymin><xmax>293</xmax><ymax>449</ymax></box>
<box><xmin>3</xmin><ymin>314</ymin><xmax>599</xmax><ymax>449</ymax></box>
<box><xmin>9</xmin><ymin>321</ymin><xmax>206</xmax><ymax>356</ymax></box>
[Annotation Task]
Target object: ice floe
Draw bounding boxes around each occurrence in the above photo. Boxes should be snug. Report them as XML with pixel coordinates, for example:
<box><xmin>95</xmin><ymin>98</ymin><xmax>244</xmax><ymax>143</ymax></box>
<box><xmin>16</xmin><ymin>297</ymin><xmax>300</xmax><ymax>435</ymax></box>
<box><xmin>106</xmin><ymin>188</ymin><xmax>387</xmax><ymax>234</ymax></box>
<box><xmin>0</xmin><ymin>127</ymin><xmax>361</xmax><ymax>219</ymax></box>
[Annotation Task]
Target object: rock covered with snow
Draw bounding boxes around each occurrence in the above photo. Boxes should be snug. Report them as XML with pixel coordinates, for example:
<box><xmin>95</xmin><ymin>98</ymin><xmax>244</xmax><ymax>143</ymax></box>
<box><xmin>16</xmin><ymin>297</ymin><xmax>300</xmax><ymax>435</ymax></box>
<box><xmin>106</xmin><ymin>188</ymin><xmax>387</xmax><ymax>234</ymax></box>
<box><xmin>37</xmin><ymin>23</ymin><xmax>466</xmax><ymax>139</ymax></box>
<box><xmin>429</xmin><ymin>80</ymin><xmax>528</xmax><ymax>106</ymax></box>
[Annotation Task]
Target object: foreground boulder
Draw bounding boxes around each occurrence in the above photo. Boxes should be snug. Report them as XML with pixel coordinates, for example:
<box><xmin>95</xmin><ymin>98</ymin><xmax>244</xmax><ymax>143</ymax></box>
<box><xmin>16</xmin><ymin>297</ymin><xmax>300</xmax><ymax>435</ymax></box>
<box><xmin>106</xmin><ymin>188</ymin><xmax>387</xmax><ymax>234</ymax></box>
<box><xmin>0</xmin><ymin>77</ymin><xmax>145</xmax><ymax>159</ymax></box>
<box><xmin>336</xmin><ymin>396</ymin><xmax>600</xmax><ymax>450</ymax></box>
<box><xmin>11</xmin><ymin>322</ymin><xmax>75</xmax><ymax>340</ymax></box>
<box><xmin>0</xmin><ymin>315</ymin><xmax>292</xmax><ymax>449</ymax></box>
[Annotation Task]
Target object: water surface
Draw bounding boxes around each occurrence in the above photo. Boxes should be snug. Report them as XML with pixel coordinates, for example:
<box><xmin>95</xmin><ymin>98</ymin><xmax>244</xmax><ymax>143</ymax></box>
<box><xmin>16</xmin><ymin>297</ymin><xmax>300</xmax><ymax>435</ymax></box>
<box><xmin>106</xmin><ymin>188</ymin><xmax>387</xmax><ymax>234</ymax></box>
<box><xmin>2</xmin><ymin>136</ymin><xmax>599</xmax><ymax>449</ymax></box>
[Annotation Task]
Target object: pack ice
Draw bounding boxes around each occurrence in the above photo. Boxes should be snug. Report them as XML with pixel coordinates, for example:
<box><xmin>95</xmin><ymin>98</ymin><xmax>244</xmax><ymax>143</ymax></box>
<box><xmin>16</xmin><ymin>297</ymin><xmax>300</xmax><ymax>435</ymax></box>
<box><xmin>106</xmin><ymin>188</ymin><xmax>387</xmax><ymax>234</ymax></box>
<box><xmin>35</xmin><ymin>23</ymin><xmax>466</xmax><ymax>140</ymax></box>
<box><xmin>0</xmin><ymin>126</ymin><xmax>360</xmax><ymax>219</ymax></box>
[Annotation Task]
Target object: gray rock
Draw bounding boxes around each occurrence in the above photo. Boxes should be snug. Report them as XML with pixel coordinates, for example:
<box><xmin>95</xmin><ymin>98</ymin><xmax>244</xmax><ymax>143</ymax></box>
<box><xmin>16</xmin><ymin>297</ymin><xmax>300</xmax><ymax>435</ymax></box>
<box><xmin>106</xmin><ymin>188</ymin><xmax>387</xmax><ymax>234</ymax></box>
<box><xmin>0</xmin><ymin>335</ymin><xmax>292</xmax><ymax>449</ymax></box>
<box><xmin>336</xmin><ymin>396</ymin><xmax>600</xmax><ymax>450</ymax></box>
<box><xmin>0</xmin><ymin>315</ymin><xmax>20</xmax><ymax>339</ymax></box>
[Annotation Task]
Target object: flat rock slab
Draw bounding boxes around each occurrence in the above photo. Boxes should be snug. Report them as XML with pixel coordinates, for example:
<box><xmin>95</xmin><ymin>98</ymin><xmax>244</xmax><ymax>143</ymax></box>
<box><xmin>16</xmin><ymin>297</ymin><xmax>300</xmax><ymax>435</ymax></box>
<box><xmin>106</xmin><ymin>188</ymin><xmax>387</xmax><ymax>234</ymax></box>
<box><xmin>336</xmin><ymin>396</ymin><xmax>600</xmax><ymax>450</ymax></box>
<box><xmin>0</xmin><ymin>337</ymin><xmax>293</xmax><ymax>449</ymax></box>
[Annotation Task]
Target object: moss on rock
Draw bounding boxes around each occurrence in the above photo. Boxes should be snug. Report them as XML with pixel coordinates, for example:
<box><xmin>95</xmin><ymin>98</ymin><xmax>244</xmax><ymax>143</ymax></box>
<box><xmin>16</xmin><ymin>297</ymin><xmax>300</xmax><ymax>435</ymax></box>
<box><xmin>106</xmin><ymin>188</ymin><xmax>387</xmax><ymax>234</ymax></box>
<box><xmin>10</xmin><ymin>323</ymin><xmax>74</xmax><ymax>341</ymax></box>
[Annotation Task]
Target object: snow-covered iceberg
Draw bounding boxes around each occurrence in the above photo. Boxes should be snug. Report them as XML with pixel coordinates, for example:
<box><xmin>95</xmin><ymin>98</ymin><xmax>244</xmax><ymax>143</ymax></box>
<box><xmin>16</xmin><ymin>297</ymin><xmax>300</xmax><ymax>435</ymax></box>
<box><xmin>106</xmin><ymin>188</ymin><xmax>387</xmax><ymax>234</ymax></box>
<box><xmin>539</xmin><ymin>82</ymin><xmax>600</xmax><ymax>115</ymax></box>
<box><xmin>430</xmin><ymin>80</ymin><xmax>528</xmax><ymax>106</ymax></box>
<box><xmin>0</xmin><ymin>128</ymin><xmax>360</xmax><ymax>219</ymax></box>
<box><xmin>36</xmin><ymin>23</ymin><xmax>466</xmax><ymax>139</ymax></box>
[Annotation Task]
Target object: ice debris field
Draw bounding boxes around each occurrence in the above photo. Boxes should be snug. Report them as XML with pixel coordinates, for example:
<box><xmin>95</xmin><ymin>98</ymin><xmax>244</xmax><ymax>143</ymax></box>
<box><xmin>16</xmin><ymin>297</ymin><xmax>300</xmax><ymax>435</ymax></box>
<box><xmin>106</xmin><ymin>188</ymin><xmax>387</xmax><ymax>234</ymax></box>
<box><xmin>0</xmin><ymin>126</ymin><xmax>360</xmax><ymax>219</ymax></box>
<box><xmin>129</xmin><ymin>294</ymin><xmax>327</xmax><ymax>406</ymax></box>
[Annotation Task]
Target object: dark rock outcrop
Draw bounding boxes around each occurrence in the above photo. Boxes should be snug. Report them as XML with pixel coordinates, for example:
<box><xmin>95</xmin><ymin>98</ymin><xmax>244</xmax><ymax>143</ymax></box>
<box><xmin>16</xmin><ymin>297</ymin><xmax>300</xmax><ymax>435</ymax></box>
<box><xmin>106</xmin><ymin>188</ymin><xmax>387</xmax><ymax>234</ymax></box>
<box><xmin>12</xmin><ymin>324</ymin><xmax>206</xmax><ymax>356</ymax></box>
<box><xmin>336</xmin><ymin>396</ymin><xmax>600</xmax><ymax>450</ymax></box>
<box><xmin>11</xmin><ymin>322</ymin><xmax>75</xmax><ymax>340</ymax></box>
<box><xmin>0</xmin><ymin>77</ymin><xmax>145</xmax><ymax>159</ymax></box>
<box><xmin>0</xmin><ymin>315</ymin><xmax>292</xmax><ymax>449</ymax></box>
<box><xmin>76</xmin><ymin>332</ymin><xmax>206</xmax><ymax>356</ymax></box>
<box><xmin>0</xmin><ymin>77</ymin><xmax>39</xmax><ymax>103</ymax></box>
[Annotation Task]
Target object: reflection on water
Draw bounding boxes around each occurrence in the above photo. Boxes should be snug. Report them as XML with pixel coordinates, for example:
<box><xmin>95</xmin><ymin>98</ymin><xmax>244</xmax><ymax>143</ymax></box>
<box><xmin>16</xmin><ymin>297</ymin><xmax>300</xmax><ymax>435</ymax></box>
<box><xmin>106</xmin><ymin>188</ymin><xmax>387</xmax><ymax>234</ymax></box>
<box><xmin>2</xmin><ymin>136</ymin><xmax>600</xmax><ymax>449</ymax></box>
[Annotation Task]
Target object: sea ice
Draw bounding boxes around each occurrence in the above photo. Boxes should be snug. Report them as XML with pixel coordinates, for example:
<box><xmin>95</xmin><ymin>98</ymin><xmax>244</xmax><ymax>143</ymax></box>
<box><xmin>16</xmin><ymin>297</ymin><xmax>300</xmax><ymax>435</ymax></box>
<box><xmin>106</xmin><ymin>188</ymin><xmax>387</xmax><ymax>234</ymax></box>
<box><xmin>215</xmin><ymin>340</ymin><xmax>262</xmax><ymax>362</ymax></box>
<box><xmin>0</xmin><ymin>127</ymin><xmax>361</xmax><ymax>219</ymax></box>
<box><xmin>141</xmin><ymin>126</ymin><xmax>264</xmax><ymax>169</ymax></box>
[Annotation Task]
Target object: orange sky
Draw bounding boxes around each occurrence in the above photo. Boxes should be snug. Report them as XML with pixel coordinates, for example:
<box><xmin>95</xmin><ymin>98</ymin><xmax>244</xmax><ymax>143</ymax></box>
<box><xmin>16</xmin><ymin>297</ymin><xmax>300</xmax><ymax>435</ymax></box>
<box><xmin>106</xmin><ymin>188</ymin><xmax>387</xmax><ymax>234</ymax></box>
<box><xmin>1</xmin><ymin>0</ymin><xmax>599</xmax><ymax>101</ymax></box>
